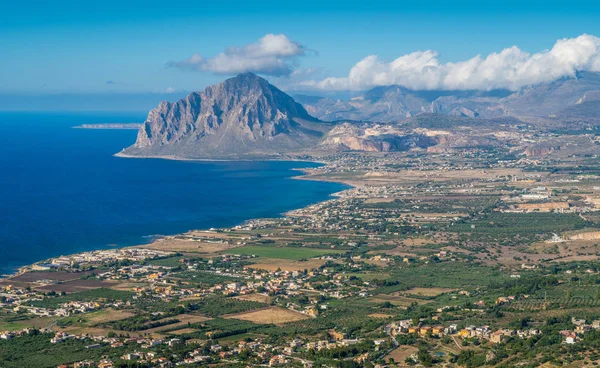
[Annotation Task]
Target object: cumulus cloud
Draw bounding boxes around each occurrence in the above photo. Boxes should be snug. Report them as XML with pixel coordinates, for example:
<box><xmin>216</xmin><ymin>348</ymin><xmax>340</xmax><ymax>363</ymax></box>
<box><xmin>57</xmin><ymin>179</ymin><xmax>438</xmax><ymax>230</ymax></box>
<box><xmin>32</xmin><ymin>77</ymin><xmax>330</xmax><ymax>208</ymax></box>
<box><xmin>167</xmin><ymin>34</ymin><xmax>306</xmax><ymax>76</ymax></box>
<box><xmin>299</xmin><ymin>34</ymin><xmax>600</xmax><ymax>91</ymax></box>
<box><xmin>165</xmin><ymin>86</ymin><xmax>176</xmax><ymax>93</ymax></box>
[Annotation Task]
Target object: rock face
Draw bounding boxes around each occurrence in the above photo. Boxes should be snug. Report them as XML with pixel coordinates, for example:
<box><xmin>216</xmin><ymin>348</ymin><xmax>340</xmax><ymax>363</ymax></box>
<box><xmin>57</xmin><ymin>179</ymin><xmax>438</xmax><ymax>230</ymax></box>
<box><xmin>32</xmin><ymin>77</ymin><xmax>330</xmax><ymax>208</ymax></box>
<box><xmin>121</xmin><ymin>73</ymin><xmax>331</xmax><ymax>158</ymax></box>
<box><xmin>524</xmin><ymin>146</ymin><xmax>556</xmax><ymax>158</ymax></box>
<box><xmin>320</xmin><ymin>122</ymin><xmax>436</xmax><ymax>152</ymax></box>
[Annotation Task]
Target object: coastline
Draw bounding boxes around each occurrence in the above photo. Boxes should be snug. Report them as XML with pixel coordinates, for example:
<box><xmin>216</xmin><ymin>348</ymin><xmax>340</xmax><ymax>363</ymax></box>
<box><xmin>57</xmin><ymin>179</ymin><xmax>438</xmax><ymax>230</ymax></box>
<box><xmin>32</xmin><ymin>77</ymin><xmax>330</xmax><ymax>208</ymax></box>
<box><xmin>73</xmin><ymin>123</ymin><xmax>143</xmax><ymax>130</ymax></box>
<box><xmin>3</xmin><ymin>157</ymin><xmax>353</xmax><ymax>279</ymax></box>
<box><xmin>114</xmin><ymin>151</ymin><xmax>328</xmax><ymax>165</ymax></box>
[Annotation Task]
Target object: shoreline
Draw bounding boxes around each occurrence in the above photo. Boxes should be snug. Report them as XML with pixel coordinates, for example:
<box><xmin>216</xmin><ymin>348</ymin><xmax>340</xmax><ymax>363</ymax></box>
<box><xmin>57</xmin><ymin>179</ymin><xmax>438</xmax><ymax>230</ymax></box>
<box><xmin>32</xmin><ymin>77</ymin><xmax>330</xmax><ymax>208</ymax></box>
<box><xmin>114</xmin><ymin>151</ymin><xmax>329</xmax><ymax>165</ymax></box>
<box><xmin>2</xmin><ymin>157</ymin><xmax>354</xmax><ymax>279</ymax></box>
<box><xmin>73</xmin><ymin>123</ymin><xmax>143</xmax><ymax>130</ymax></box>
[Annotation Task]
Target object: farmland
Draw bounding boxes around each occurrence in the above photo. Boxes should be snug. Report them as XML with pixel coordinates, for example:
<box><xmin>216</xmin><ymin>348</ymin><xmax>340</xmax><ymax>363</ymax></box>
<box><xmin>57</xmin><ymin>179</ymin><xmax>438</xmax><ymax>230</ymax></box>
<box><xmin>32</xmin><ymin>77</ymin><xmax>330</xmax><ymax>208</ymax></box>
<box><xmin>223</xmin><ymin>245</ymin><xmax>342</xmax><ymax>260</ymax></box>
<box><xmin>224</xmin><ymin>306</ymin><xmax>312</xmax><ymax>325</ymax></box>
<box><xmin>5</xmin><ymin>152</ymin><xmax>600</xmax><ymax>367</ymax></box>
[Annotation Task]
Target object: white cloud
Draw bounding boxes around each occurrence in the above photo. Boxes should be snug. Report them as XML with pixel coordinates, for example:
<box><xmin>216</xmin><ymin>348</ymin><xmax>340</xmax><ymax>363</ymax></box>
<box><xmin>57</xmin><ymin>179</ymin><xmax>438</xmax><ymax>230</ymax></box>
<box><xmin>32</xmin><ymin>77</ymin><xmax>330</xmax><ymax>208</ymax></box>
<box><xmin>165</xmin><ymin>86</ymin><xmax>176</xmax><ymax>93</ymax></box>
<box><xmin>299</xmin><ymin>34</ymin><xmax>600</xmax><ymax>91</ymax></box>
<box><xmin>167</xmin><ymin>34</ymin><xmax>306</xmax><ymax>76</ymax></box>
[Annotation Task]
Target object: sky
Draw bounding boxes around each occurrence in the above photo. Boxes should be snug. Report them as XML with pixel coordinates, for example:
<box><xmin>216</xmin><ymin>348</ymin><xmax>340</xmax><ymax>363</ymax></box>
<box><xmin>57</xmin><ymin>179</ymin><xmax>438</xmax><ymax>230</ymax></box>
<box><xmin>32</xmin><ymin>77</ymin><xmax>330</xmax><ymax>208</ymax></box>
<box><xmin>2</xmin><ymin>0</ymin><xmax>600</xmax><ymax>109</ymax></box>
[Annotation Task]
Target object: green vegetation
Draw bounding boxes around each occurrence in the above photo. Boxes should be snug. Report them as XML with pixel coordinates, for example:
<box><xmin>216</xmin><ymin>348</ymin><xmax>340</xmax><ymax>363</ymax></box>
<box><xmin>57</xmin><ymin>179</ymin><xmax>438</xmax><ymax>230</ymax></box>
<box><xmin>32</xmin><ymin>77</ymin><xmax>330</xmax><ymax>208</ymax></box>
<box><xmin>0</xmin><ymin>333</ymin><xmax>124</xmax><ymax>368</ymax></box>
<box><xmin>28</xmin><ymin>288</ymin><xmax>134</xmax><ymax>309</ymax></box>
<box><xmin>451</xmin><ymin>213</ymin><xmax>591</xmax><ymax>235</ymax></box>
<box><xmin>194</xmin><ymin>296</ymin><xmax>267</xmax><ymax>317</ymax></box>
<box><xmin>224</xmin><ymin>245</ymin><xmax>342</xmax><ymax>260</ymax></box>
<box><xmin>171</xmin><ymin>270</ymin><xmax>238</xmax><ymax>286</ymax></box>
<box><xmin>373</xmin><ymin>263</ymin><xmax>505</xmax><ymax>294</ymax></box>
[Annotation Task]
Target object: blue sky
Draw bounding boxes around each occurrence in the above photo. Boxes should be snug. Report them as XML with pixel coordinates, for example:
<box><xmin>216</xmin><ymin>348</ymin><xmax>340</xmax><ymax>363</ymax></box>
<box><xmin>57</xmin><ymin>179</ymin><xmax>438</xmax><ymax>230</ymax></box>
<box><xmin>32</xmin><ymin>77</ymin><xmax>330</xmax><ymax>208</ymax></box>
<box><xmin>2</xmin><ymin>0</ymin><xmax>600</xmax><ymax>96</ymax></box>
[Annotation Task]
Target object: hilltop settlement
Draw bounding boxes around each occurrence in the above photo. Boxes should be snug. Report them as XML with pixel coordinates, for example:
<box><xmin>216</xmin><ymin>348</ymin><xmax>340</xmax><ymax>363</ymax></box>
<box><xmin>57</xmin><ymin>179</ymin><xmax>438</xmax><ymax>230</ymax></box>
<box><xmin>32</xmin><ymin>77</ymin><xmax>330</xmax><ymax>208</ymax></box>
<box><xmin>4</xmin><ymin>73</ymin><xmax>600</xmax><ymax>367</ymax></box>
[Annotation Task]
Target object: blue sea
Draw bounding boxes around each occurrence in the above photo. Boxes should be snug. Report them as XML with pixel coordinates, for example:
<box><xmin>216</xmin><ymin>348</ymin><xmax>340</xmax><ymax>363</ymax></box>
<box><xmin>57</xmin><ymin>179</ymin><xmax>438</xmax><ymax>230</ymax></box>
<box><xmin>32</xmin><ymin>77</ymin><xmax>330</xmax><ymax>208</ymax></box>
<box><xmin>0</xmin><ymin>112</ymin><xmax>348</xmax><ymax>275</ymax></box>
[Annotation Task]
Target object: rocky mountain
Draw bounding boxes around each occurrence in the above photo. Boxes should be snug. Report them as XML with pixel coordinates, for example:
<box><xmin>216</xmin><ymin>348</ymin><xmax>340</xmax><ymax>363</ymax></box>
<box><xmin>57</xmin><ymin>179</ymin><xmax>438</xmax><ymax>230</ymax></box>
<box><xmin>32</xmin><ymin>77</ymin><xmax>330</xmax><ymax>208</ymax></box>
<box><xmin>295</xmin><ymin>87</ymin><xmax>426</xmax><ymax>123</ymax></box>
<box><xmin>502</xmin><ymin>72</ymin><xmax>600</xmax><ymax>117</ymax></box>
<box><xmin>297</xmin><ymin>72</ymin><xmax>600</xmax><ymax>122</ymax></box>
<box><xmin>119</xmin><ymin>73</ymin><xmax>333</xmax><ymax>159</ymax></box>
<box><xmin>553</xmin><ymin>100</ymin><xmax>600</xmax><ymax>121</ymax></box>
<box><xmin>296</xmin><ymin>87</ymin><xmax>512</xmax><ymax>122</ymax></box>
<box><xmin>119</xmin><ymin>73</ymin><xmax>510</xmax><ymax>159</ymax></box>
<box><xmin>118</xmin><ymin>72</ymin><xmax>600</xmax><ymax>160</ymax></box>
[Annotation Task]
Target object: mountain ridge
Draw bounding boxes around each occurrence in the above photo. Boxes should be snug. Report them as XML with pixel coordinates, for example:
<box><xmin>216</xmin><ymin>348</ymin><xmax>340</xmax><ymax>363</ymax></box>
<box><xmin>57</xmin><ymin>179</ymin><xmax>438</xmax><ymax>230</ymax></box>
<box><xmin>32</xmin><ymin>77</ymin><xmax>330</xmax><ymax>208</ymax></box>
<box><xmin>119</xmin><ymin>72</ymin><xmax>600</xmax><ymax>160</ymax></box>
<box><xmin>298</xmin><ymin>71</ymin><xmax>600</xmax><ymax>122</ymax></box>
<box><xmin>121</xmin><ymin>73</ymin><xmax>331</xmax><ymax>159</ymax></box>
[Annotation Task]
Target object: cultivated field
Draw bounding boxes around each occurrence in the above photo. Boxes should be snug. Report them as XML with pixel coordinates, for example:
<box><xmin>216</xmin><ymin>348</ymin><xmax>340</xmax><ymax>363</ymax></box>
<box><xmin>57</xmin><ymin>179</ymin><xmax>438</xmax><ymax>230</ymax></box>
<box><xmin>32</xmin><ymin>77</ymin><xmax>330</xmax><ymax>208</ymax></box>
<box><xmin>247</xmin><ymin>258</ymin><xmax>327</xmax><ymax>271</ymax></box>
<box><xmin>402</xmin><ymin>287</ymin><xmax>457</xmax><ymax>297</ymax></box>
<box><xmin>109</xmin><ymin>282</ymin><xmax>147</xmax><ymax>291</ymax></box>
<box><xmin>368</xmin><ymin>313</ymin><xmax>394</xmax><ymax>319</ymax></box>
<box><xmin>223</xmin><ymin>307</ymin><xmax>311</xmax><ymax>325</ymax></box>
<box><xmin>34</xmin><ymin>279</ymin><xmax>118</xmax><ymax>294</ymax></box>
<box><xmin>370</xmin><ymin>294</ymin><xmax>432</xmax><ymax>307</ymax></box>
<box><xmin>83</xmin><ymin>309</ymin><xmax>134</xmax><ymax>324</ymax></box>
<box><xmin>0</xmin><ymin>316</ymin><xmax>56</xmax><ymax>331</ymax></box>
<box><xmin>233</xmin><ymin>294</ymin><xmax>271</xmax><ymax>303</ymax></box>
<box><xmin>8</xmin><ymin>271</ymin><xmax>98</xmax><ymax>282</ymax></box>
<box><xmin>385</xmin><ymin>345</ymin><xmax>419</xmax><ymax>363</ymax></box>
<box><xmin>224</xmin><ymin>245</ymin><xmax>342</xmax><ymax>260</ymax></box>
<box><xmin>144</xmin><ymin>314</ymin><xmax>213</xmax><ymax>334</ymax></box>
<box><xmin>169</xmin><ymin>328</ymin><xmax>197</xmax><ymax>335</ymax></box>
<box><xmin>138</xmin><ymin>236</ymin><xmax>237</xmax><ymax>256</ymax></box>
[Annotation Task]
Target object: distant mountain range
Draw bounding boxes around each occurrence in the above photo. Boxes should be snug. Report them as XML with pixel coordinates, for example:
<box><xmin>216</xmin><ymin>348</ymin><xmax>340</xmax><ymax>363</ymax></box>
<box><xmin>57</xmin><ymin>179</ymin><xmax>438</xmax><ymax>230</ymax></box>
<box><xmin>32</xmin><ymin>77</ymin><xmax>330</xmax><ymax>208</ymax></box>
<box><xmin>295</xmin><ymin>71</ymin><xmax>600</xmax><ymax>122</ymax></box>
<box><xmin>119</xmin><ymin>72</ymin><xmax>600</xmax><ymax>159</ymax></box>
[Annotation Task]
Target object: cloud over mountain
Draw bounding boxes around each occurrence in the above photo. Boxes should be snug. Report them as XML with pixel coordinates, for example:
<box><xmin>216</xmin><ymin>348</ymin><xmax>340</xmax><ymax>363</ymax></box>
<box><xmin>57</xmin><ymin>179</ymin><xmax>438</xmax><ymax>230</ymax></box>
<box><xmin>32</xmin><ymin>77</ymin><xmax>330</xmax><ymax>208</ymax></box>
<box><xmin>167</xmin><ymin>34</ymin><xmax>306</xmax><ymax>76</ymax></box>
<box><xmin>299</xmin><ymin>34</ymin><xmax>600</xmax><ymax>91</ymax></box>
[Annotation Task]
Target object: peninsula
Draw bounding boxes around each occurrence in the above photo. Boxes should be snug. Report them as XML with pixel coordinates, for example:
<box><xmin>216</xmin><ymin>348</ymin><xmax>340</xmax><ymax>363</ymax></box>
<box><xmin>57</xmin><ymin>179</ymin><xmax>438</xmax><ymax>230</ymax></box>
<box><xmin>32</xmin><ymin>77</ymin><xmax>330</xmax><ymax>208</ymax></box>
<box><xmin>73</xmin><ymin>123</ymin><xmax>143</xmax><ymax>130</ymax></box>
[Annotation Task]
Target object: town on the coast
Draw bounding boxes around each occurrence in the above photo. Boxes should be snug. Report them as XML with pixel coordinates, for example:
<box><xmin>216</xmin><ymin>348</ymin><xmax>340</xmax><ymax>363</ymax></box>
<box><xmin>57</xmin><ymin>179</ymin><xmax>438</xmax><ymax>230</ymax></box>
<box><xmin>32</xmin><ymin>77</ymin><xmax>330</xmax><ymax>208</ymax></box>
<box><xmin>4</xmin><ymin>146</ymin><xmax>600</xmax><ymax>368</ymax></box>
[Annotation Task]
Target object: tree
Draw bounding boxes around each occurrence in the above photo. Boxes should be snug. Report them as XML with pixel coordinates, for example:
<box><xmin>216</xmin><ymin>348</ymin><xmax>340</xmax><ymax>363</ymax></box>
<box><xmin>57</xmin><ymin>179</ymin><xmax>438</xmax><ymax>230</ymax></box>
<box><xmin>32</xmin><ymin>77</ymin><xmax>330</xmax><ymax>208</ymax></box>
<box><xmin>417</xmin><ymin>348</ymin><xmax>433</xmax><ymax>367</ymax></box>
<box><xmin>412</xmin><ymin>316</ymin><xmax>421</xmax><ymax>326</ymax></box>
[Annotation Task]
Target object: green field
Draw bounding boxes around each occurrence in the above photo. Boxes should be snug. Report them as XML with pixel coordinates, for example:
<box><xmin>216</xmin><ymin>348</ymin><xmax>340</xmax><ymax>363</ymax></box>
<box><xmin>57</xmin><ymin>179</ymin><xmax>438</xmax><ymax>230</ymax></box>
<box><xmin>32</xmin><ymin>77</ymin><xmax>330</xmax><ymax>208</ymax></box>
<box><xmin>223</xmin><ymin>245</ymin><xmax>343</xmax><ymax>260</ymax></box>
<box><xmin>146</xmin><ymin>255</ymin><xmax>188</xmax><ymax>267</ymax></box>
<box><xmin>28</xmin><ymin>288</ymin><xmax>135</xmax><ymax>309</ymax></box>
<box><xmin>0</xmin><ymin>321</ymin><xmax>32</xmax><ymax>331</ymax></box>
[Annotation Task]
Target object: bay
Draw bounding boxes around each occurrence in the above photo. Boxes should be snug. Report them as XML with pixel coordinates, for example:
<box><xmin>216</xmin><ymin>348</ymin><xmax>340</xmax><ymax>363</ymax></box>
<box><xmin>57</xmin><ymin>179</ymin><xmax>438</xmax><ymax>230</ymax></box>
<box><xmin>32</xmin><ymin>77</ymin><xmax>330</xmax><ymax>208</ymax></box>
<box><xmin>0</xmin><ymin>112</ymin><xmax>348</xmax><ymax>275</ymax></box>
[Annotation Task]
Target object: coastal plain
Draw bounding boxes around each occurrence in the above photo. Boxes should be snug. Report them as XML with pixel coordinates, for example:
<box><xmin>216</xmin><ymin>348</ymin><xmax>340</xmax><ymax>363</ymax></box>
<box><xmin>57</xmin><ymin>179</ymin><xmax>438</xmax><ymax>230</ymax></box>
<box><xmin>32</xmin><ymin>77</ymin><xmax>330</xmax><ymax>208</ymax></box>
<box><xmin>4</xmin><ymin>147</ymin><xmax>600</xmax><ymax>367</ymax></box>
<box><xmin>5</xmin><ymin>73</ymin><xmax>600</xmax><ymax>367</ymax></box>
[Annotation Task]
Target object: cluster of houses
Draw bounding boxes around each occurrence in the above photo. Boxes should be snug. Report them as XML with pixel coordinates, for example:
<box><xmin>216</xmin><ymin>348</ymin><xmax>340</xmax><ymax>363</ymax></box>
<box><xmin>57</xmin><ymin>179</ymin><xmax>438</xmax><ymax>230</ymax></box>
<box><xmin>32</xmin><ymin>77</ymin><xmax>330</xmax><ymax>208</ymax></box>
<box><xmin>50</xmin><ymin>334</ymin><xmax>180</xmax><ymax>367</ymax></box>
<box><xmin>59</xmin><ymin>357</ymin><xmax>170</xmax><ymax>368</ymax></box>
<box><xmin>61</xmin><ymin>335</ymin><xmax>362</xmax><ymax>367</ymax></box>
<box><xmin>387</xmin><ymin>320</ymin><xmax>457</xmax><ymax>338</ymax></box>
<box><xmin>561</xmin><ymin>317</ymin><xmax>600</xmax><ymax>344</ymax></box>
<box><xmin>1</xmin><ymin>327</ymin><xmax>49</xmax><ymax>340</ymax></box>
<box><xmin>25</xmin><ymin>249</ymin><xmax>173</xmax><ymax>272</ymax></box>
<box><xmin>460</xmin><ymin>326</ymin><xmax>541</xmax><ymax>343</ymax></box>
<box><xmin>386</xmin><ymin>319</ymin><xmax>541</xmax><ymax>344</ymax></box>
<box><xmin>42</xmin><ymin>323</ymin><xmax>380</xmax><ymax>367</ymax></box>
<box><xmin>21</xmin><ymin>300</ymin><xmax>100</xmax><ymax>317</ymax></box>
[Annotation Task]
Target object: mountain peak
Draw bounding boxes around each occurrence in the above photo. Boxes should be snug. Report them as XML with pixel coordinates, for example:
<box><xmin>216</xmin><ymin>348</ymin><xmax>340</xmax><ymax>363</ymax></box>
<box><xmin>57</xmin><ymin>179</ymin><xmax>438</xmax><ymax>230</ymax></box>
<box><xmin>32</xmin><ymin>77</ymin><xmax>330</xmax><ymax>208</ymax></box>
<box><xmin>211</xmin><ymin>72</ymin><xmax>273</xmax><ymax>98</ymax></box>
<box><xmin>120</xmin><ymin>74</ymin><xmax>324</xmax><ymax>158</ymax></box>
<box><xmin>234</xmin><ymin>71</ymin><xmax>261</xmax><ymax>79</ymax></box>
<box><xmin>225</xmin><ymin>72</ymin><xmax>266</xmax><ymax>86</ymax></box>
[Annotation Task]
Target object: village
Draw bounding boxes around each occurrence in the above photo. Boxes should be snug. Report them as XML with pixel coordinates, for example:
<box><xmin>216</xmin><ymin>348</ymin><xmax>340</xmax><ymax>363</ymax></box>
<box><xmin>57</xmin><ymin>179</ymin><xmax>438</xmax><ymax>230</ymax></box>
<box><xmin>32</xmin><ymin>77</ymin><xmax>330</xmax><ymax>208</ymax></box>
<box><xmin>3</xmin><ymin>149</ymin><xmax>600</xmax><ymax>367</ymax></box>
